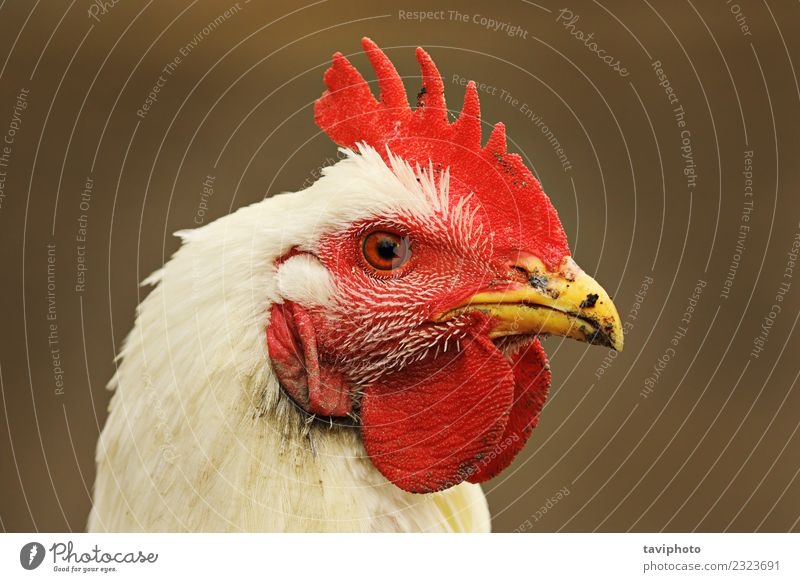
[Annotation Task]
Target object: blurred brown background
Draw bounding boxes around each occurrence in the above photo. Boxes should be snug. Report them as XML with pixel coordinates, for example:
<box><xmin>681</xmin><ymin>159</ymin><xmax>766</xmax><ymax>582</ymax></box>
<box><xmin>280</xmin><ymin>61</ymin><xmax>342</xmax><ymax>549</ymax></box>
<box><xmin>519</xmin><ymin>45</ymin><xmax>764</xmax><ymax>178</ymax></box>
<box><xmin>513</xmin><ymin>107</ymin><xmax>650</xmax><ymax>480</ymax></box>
<box><xmin>1</xmin><ymin>0</ymin><xmax>799</xmax><ymax>532</ymax></box>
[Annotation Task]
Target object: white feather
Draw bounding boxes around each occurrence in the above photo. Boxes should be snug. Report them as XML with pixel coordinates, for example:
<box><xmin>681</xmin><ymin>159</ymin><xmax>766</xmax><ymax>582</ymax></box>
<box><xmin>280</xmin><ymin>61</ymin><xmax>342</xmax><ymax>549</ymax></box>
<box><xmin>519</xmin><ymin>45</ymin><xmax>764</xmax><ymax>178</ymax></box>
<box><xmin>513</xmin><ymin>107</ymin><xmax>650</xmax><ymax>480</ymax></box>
<box><xmin>276</xmin><ymin>254</ymin><xmax>335</xmax><ymax>308</ymax></box>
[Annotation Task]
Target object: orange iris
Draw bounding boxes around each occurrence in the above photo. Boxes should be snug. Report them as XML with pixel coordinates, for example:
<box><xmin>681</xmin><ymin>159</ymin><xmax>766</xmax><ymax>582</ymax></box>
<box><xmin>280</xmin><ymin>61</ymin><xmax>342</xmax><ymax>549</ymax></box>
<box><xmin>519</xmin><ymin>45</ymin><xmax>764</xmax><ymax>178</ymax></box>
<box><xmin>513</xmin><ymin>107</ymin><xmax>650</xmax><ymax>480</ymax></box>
<box><xmin>361</xmin><ymin>231</ymin><xmax>412</xmax><ymax>274</ymax></box>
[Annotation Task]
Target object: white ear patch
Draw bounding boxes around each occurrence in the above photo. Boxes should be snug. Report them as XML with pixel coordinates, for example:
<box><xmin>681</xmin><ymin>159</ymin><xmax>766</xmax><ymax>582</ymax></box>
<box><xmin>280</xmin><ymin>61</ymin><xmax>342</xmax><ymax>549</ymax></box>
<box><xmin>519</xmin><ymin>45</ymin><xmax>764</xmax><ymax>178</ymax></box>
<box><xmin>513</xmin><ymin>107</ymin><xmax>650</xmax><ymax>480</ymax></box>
<box><xmin>275</xmin><ymin>253</ymin><xmax>335</xmax><ymax>307</ymax></box>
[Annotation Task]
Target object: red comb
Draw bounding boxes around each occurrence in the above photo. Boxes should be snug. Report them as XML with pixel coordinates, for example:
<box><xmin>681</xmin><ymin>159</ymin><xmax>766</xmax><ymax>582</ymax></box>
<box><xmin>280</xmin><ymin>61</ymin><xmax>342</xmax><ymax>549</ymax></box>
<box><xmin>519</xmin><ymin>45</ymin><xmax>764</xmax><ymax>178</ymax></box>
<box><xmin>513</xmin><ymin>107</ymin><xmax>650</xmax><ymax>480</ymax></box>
<box><xmin>314</xmin><ymin>38</ymin><xmax>570</xmax><ymax>270</ymax></box>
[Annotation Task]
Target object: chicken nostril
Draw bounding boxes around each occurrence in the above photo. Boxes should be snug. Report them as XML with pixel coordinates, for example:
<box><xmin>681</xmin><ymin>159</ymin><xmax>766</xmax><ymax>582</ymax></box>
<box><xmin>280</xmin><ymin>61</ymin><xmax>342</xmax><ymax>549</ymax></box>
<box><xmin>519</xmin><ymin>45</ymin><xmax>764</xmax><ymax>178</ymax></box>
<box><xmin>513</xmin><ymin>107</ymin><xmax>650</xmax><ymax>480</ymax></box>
<box><xmin>511</xmin><ymin>265</ymin><xmax>527</xmax><ymax>275</ymax></box>
<box><xmin>509</xmin><ymin>265</ymin><xmax>530</xmax><ymax>284</ymax></box>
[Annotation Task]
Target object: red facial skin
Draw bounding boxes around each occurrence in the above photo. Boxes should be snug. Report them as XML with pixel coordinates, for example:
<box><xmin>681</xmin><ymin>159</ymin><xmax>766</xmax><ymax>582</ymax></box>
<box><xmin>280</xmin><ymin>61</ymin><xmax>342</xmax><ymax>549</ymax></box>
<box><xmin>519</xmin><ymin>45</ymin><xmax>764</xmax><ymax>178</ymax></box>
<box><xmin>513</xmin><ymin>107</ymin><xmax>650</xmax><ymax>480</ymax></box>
<box><xmin>266</xmin><ymin>38</ymin><xmax>569</xmax><ymax>493</ymax></box>
<box><xmin>267</xmin><ymin>209</ymin><xmax>554</xmax><ymax>493</ymax></box>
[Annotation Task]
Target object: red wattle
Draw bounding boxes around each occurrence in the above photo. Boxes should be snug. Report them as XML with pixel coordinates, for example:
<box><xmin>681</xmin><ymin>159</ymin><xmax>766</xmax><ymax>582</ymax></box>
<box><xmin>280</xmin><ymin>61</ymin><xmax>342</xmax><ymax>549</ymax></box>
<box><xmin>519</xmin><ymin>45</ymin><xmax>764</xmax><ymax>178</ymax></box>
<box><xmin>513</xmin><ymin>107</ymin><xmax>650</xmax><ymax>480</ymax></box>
<box><xmin>467</xmin><ymin>339</ymin><xmax>550</xmax><ymax>483</ymax></box>
<box><xmin>360</xmin><ymin>333</ymin><xmax>516</xmax><ymax>493</ymax></box>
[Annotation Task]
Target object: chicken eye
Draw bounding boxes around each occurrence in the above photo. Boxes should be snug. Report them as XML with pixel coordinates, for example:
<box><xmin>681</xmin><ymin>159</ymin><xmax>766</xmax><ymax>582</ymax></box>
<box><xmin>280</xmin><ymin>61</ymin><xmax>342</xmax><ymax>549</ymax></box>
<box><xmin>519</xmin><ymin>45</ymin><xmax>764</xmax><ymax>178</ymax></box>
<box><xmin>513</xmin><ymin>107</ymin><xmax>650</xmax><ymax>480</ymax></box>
<box><xmin>362</xmin><ymin>231</ymin><xmax>412</xmax><ymax>274</ymax></box>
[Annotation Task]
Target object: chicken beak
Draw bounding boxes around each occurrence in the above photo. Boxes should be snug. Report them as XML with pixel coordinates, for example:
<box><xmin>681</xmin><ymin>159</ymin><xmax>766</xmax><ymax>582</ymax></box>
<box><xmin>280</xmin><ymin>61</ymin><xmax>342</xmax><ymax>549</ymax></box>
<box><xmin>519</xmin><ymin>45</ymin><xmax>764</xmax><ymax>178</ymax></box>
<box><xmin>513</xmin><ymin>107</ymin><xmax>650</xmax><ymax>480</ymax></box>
<box><xmin>435</xmin><ymin>256</ymin><xmax>624</xmax><ymax>351</ymax></box>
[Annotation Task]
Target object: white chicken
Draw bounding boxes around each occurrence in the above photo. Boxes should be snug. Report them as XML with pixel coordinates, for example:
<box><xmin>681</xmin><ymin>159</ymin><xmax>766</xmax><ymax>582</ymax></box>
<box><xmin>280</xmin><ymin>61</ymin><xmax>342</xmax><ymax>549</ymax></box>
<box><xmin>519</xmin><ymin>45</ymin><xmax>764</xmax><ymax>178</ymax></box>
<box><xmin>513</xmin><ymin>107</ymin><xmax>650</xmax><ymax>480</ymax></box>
<box><xmin>88</xmin><ymin>38</ymin><xmax>622</xmax><ymax>532</ymax></box>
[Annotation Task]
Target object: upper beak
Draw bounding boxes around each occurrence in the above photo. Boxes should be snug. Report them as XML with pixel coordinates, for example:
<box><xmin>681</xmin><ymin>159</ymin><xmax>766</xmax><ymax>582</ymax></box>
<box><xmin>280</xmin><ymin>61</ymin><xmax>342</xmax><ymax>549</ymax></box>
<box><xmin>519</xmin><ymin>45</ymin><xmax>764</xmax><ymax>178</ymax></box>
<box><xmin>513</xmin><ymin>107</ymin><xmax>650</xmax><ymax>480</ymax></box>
<box><xmin>434</xmin><ymin>256</ymin><xmax>624</xmax><ymax>351</ymax></box>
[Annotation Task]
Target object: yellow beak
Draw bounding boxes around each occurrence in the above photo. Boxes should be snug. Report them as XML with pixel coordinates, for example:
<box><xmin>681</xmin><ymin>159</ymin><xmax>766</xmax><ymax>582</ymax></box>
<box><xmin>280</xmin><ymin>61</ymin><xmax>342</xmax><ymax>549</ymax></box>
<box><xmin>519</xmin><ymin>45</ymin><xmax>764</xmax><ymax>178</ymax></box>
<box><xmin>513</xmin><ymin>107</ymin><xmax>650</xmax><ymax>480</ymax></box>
<box><xmin>434</xmin><ymin>256</ymin><xmax>624</xmax><ymax>351</ymax></box>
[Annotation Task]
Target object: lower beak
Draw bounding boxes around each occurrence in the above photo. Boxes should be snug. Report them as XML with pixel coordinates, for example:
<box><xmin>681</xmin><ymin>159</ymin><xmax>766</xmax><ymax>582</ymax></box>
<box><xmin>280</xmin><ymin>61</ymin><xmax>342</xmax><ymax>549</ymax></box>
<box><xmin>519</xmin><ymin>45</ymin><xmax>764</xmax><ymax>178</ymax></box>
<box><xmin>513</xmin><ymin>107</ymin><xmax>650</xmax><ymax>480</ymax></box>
<box><xmin>435</xmin><ymin>256</ymin><xmax>624</xmax><ymax>351</ymax></box>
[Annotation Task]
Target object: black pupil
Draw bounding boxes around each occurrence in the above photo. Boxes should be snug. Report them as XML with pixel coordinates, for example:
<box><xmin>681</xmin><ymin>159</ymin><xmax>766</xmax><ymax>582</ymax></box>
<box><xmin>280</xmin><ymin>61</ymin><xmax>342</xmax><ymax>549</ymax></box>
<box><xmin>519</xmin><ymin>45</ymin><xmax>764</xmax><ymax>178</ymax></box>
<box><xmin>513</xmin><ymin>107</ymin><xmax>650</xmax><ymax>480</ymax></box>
<box><xmin>376</xmin><ymin>238</ymin><xmax>400</xmax><ymax>262</ymax></box>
